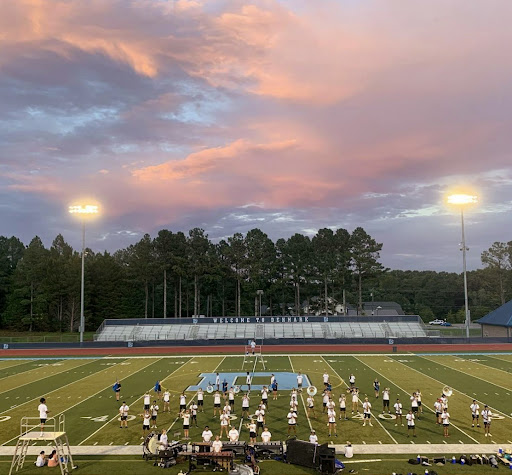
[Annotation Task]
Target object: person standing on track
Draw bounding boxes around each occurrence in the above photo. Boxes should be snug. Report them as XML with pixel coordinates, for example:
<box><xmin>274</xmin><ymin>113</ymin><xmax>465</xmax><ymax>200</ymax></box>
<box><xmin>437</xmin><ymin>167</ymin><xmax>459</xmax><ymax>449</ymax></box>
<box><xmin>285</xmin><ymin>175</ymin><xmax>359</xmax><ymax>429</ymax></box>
<box><xmin>38</xmin><ymin>397</ymin><xmax>49</xmax><ymax>437</ymax></box>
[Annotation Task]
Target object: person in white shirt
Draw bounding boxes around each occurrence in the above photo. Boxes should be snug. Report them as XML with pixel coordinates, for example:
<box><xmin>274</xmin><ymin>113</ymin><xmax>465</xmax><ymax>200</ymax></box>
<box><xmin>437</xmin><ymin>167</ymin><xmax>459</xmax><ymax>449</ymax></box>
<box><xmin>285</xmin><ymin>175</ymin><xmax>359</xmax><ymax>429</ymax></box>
<box><xmin>394</xmin><ymin>399</ymin><xmax>403</xmax><ymax>427</ymax></box>
<box><xmin>309</xmin><ymin>429</ymin><xmax>318</xmax><ymax>444</ymax></box>
<box><xmin>261</xmin><ymin>426</ymin><xmax>271</xmax><ymax>443</ymax></box>
<box><xmin>228</xmin><ymin>387</ymin><xmax>236</xmax><ymax>411</ymax></box>
<box><xmin>416</xmin><ymin>390</ymin><xmax>423</xmax><ymax>415</ymax></box>
<box><xmin>362</xmin><ymin>398</ymin><xmax>373</xmax><ymax>427</ymax></box>
<box><xmin>261</xmin><ymin>387</ymin><xmax>268</xmax><ymax>407</ymax></box>
<box><xmin>179</xmin><ymin>392</ymin><xmax>187</xmax><ymax>412</ymax></box>
<box><xmin>255</xmin><ymin>406</ymin><xmax>265</xmax><ymax>434</ymax></box>
<box><xmin>290</xmin><ymin>388</ymin><xmax>298</xmax><ymax>403</ymax></box>
<box><xmin>322</xmin><ymin>390</ymin><xmax>329</xmax><ymax>413</ymax></box>
<box><xmin>246</xmin><ymin>371</ymin><xmax>252</xmax><ymax>391</ymax></box>
<box><xmin>289</xmin><ymin>399</ymin><xmax>298</xmax><ymax>416</ymax></box>
<box><xmin>326</xmin><ymin>397</ymin><xmax>335</xmax><ymax>412</ymax></box>
<box><xmin>119</xmin><ymin>401</ymin><xmax>130</xmax><ymax>428</ymax></box>
<box><xmin>197</xmin><ymin>388</ymin><xmax>204</xmax><ymax>412</ymax></box>
<box><xmin>38</xmin><ymin>397</ymin><xmax>49</xmax><ymax>437</ymax></box>
<box><xmin>350</xmin><ymin>388</ymin><xmax>359</xmax><ymax>414</ymax></box>
<box><xmin>212</xmin><ymin>435</ymin><xmax>223</xmax><ymax>453</ymax></box>
<box><xmin>441</xmin><ymin>408</ymin><xmax>450</xmax><ymax>437</ymax></box>
<box><xmin>307</xmin><ymin>395</ymin><xmax>316</xmax><ymax>417</ymax></box>
<box><xmin>150</xmin><ymin>401</ymin><xmax>159</xmax><ymax>428</ymax></box>
<box><xmin>406</xmin><ymin>409</ymin><xmax>416</xmax><ymax>437</ymax></box>
<box><xmin>215</xmin><ymin>372</ymin><xmax>221</xmax><ymax>391</ymax></box>
<box><xmin>163</xmin><ymin>390</ymin><xmax>171</xmax><ymax>412</ymax></box>
<box><xmin>434</xmin><ymin>398</ymin><xmax>443</xmax><ymax>425</ymax></box>
<box><xmin>344</xmin><ymin>442</ymin><xmax>353</xmax><ymax>458</ymax></box>
<box><xmin>382</xmin><ymin>388</ymin><xmax>390</xmax><ymax>414</ymax></box>
<box><xmin>202</xmin><ymin>426</ymin><xmax>213</xmax><ymax>443</ymax></box>
<box><xmin>220</xmin><ymin>409</ymin><xmax>230</xmax><ymax>438</ymax></box>
<box><xmin>470</xmin><ymin>400</ymin><xmax>480</xmax><ymax>428</ymax></box>
<box><xmin>323</xmin><ymin>372</ymin><xmax>330</xmax><ymax>387</ymax></box>
<box><xmin>180</xmin><ymin>409</ymin><xmax>191</xmax><ymax>439</ymax></box>
<box><xmin>228</xmin><ymin>426</ymin><xmax>239</xmax><ymax>442</ymax></box>
<box><xmin>213</xmin><ymin>391</ymin><xmax>221</xmax><ymax>416</ymax></box>
<box><xmin>143</xmin><ymin>392</ymin><xmax>151</xmax><ymax>411</ymax></box>
<box><xmin>287</xmin><ymin>411</ymin><xmax>297</xmax><ymax>435</ymax></box>
<box><xmin>338</xmin><ymin>394</ymin><xmax>347</xmax><ymax>420</ymax></box>
<box><xmin>482</xmin><ymin>405</ymin><xmax>492</xmax><ymax>437</ymax></box>
<box><xmin>223</xmin><ymin>402</ymin><xmax>232</xmax><ymax>416</ymax></box>
<box><xmin>141</xmin><ymin>410</ymin><xmax>151</xmax><ymax>437</ymax></box>
<box><xmin>159</xmin><ymin>429</ymin><xmax>168</xmax><ymax>450</ymax></box>
<box><xmin>242</xmin><ymin>394</ymin><xmax>250</xmax><ymax>419</ymax></box>
<box><xmin>191</xmin><ymin>401</ymin><xmax>198</xmax><ymax>427</ymax></box>
<box><xmin>348</xmin><ymin>374</ymin><xmax>355</xmax><ymax>387</ymax></box>
<box><xmin>327</xmin><ymin>409</ymin><xmax>337</xmax><ymax>437</ymax></box>
<box><xmin>247</xmin><ymin>419</ymin><xmax>257</xmax><ymax>444</ymax></box>
<box><xmin>35</xmin><ymin>451</ymin><xmax>47</xmax><ymax>467</ymax></box>
<box><xmin>297</xmin><ymin>372</ymin><xmax>304</xmax><ymax>392</ymax></box>
<box><xmin>410</xmin><ymin>392</ymin><xmax>419</xmax><ymax>419</ymax></box>
<box><xmin>270</xmin><ymin>374</ymin><xmax>275</xmax><ymax>385</ymax></box>
<box><xmin>250</xmin><ymin>339</ymin><xmax>256</xmax><ymax>354</ymax></box>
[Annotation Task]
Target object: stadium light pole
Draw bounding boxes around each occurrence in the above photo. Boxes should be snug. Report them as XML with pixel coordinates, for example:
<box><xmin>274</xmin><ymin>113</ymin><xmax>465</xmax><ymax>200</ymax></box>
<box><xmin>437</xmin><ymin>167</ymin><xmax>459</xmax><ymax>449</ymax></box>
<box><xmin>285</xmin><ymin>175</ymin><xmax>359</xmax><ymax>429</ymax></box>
<box><xmin>447</xmin><ymin>194</ymin><xmax>478</xmax><ymax>339</ymax></box>
<box><xmin>69</xmin><ymin>204</ymin><xmax>99</xmax><ymax>343</ymax></box>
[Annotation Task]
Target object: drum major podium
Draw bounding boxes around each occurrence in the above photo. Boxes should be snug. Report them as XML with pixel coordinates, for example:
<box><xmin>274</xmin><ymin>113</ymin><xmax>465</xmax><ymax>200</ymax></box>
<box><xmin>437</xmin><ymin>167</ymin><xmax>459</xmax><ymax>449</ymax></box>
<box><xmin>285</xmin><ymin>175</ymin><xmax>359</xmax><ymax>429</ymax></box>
<box><xmin>9</xmin><ymin>415</ymin><xmax>75</xmax><ymax>475</ymax></box>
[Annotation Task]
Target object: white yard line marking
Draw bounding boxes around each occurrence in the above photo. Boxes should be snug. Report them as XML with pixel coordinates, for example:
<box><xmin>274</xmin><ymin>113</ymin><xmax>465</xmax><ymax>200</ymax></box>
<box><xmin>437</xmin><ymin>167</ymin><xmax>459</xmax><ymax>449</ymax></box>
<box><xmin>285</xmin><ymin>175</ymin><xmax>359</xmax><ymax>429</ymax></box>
<box><xmin>288</xmin><ymin>356</ymin><xmax>313</xmax><ymax>431</ymax></box>
<box><xmin>322</xmin><ymin>356</ymin><xmax>398</xmax><ymax>444</ymax></box>
<box><xmin>79</xmin><ymin>357</ymin><xmax>174</xmax><ymax>445</ymax></box>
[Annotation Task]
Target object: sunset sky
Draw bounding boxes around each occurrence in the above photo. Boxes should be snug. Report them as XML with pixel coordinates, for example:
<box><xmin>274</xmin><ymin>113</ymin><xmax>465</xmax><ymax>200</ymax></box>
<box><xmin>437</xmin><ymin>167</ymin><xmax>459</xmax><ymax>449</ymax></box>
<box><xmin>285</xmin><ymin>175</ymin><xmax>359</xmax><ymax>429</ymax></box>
<box><xmin>1</xmin><ymin>0</ymin><xmax>511</xmax><ymax>271</ymax></box>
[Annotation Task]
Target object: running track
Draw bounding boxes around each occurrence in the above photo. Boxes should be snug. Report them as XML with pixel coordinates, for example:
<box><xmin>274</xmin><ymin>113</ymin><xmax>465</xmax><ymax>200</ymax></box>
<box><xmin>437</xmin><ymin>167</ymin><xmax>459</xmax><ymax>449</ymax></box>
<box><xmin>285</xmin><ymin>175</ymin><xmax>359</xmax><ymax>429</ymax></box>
<box><xmin>1</xmin><ymin>342</ymin><xmax>511</xmax><ymax>357</ymax></box>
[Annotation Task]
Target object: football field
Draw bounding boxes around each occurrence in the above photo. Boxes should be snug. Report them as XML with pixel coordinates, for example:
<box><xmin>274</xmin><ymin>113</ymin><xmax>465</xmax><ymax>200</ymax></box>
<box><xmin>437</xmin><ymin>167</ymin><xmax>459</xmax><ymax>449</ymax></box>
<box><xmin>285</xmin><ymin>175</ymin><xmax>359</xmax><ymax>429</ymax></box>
<box><xmin>1</xmin><ymin>352</ymin><xmax>512</xmax><ymax>449</ymax></box>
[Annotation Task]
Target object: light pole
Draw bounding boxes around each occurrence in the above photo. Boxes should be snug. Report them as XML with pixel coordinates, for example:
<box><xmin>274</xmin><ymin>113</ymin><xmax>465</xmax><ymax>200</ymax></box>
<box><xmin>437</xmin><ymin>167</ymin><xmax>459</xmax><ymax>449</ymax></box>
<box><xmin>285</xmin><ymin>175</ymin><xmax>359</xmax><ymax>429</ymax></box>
<box><xmin>69</xmin><ymin>204</ymin><xmax>99</xmax><ymax>343</ymax></box>
<box><xmin>447</xmin><ymin>194</ymin><xmax>477</xmax><ymax>339</ymax></box>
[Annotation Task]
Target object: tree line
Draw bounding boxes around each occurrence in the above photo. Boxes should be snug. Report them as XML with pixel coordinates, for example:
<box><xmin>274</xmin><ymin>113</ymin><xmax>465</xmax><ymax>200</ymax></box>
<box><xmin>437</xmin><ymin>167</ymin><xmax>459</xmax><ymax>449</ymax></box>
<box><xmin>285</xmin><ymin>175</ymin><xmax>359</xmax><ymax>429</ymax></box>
<box><xmin>0</xmin><ymin>230</ymin><xmax>510</xmax><ymax>332</ymax></box>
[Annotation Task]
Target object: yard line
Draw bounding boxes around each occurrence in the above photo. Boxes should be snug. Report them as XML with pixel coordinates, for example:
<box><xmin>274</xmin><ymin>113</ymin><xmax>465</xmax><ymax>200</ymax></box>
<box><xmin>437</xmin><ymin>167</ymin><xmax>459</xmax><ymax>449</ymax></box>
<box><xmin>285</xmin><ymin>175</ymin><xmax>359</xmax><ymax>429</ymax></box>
<box><xmin>353</xmin><ymin>356</ymin><xmax>479</xmax><ymax>444</ymax></box>
<box><xmin>78</xmin><ymin>357</ymin><xmax>179</xmax><ymax>445</ymax></box>
<box><xmin>288</xmin><ymin>356</ymin><xmax>312</xmax><ymax>431</ymax></box>
<box><xmin>1</xmin><ymin>358</ymin><xmax>158</xmax><ymax>446</ymax></box>
<box><xmin>322</xmin><ymin>356</ymin><xmax>398</xmax><ymax>444</ymax></box>
<box><xmin>409</xmin><ymin>356</ymin><xmax>512</xmax><ymax>421</ymax></box>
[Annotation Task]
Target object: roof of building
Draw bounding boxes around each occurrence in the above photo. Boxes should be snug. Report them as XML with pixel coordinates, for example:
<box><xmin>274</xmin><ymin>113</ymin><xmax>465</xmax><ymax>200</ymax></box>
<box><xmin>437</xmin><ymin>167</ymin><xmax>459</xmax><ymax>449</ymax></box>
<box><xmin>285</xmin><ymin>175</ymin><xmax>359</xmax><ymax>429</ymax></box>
<box><xmin>475</xmin><ymin>299</ymin><xmax>512</xmax><ymax>327</ymax></box>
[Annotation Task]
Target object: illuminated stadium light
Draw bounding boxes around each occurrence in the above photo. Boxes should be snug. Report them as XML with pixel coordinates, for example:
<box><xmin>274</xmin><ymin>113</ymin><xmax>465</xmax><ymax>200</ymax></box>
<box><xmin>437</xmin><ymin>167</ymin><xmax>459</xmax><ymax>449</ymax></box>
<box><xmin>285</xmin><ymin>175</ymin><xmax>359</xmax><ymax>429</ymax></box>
<box><xmin>447</xmin><ymin>194</ymin><xmax>478</xmax><ymax>205</ymax></box>
<box><xmin>69</xmin><ymin>204</ymin><xmax>99</xmax><ymax>214</ymax></box>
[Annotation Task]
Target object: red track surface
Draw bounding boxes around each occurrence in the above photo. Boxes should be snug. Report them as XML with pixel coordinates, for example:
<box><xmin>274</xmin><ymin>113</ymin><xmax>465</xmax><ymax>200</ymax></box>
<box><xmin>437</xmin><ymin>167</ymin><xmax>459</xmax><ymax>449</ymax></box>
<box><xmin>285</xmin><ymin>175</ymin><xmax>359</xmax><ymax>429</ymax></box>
<box><xmin>1</xmin><ymin>342</ymin><xmax>511</xmax><ymax>357</ymax></box>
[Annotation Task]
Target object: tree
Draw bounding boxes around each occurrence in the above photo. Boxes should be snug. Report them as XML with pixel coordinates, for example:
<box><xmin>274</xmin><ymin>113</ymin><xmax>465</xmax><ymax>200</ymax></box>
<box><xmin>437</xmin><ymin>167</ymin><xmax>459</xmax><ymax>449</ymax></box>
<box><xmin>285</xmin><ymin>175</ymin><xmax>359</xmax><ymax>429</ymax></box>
<box><xmin>481</xmin><ymin>241</ymin><xmax>511</xmax><ymax>305</ymax></box>
<box><xmin>187</xmin><ymin>228</ymin><xmax>211</xmax><ymax>317</ymax></box>
<box><xmin>0</xmin><ymin>236</ymin><xmax>25</xmax><ymax>324</ymax></box>
<box><xmin>226</xmin><ymin>233</ymin><xmax>247</xmax><ymax>316</ymax></box>
<box><xmin>350</xmin><ymin>227</ymin><xmax>384</xmax><ymax>314</ymax></box>
<box><xmin>312</xmin><ymin>229</ymin><xmax>338</xmax><ymax>316</ymax></box>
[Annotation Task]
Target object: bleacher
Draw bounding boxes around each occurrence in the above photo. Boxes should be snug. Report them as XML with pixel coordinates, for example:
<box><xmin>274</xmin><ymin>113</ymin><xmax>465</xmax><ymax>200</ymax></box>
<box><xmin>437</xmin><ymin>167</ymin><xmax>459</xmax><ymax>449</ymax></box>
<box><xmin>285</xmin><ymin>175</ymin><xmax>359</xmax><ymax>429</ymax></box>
<box><xmin>94</xmin><ymin>315</ymin><xmax>432</xmax><ymax>342</ymax></box>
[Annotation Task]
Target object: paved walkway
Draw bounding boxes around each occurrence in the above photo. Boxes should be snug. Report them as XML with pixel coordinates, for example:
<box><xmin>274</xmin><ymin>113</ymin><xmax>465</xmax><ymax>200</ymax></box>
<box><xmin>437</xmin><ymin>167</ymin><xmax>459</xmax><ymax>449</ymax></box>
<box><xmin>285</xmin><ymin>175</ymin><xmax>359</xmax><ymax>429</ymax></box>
<box><xmin>0</xmin><ymin>443</ymin><xmax>507</xmax><ymax>457</ymax></box>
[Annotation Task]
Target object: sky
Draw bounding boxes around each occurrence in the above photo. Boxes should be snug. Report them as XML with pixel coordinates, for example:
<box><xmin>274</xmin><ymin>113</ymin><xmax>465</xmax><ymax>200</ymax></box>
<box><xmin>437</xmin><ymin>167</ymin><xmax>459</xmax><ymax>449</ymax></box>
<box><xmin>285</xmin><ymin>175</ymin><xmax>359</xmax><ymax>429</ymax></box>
<box><xmin>1</xmin><ymin>0</ymin><xmax>511</xmax><ymax>272</ymax></box>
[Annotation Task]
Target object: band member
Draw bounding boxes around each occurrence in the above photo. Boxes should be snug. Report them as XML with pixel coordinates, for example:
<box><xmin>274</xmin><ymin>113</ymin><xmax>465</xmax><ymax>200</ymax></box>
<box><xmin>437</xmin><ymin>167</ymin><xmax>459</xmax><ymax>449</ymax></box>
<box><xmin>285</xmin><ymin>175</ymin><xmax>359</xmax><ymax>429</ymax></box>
<box><xmin>416</xmin><ymin>390</ymin><xmax>423</xmax><ymax>415</ymax></box>
<box><xmin>297</xmin><ymin>372</ymin><xmax>304</xmax><ymax>392</ymax></box>
<box><xmin>272</xmin><ymin>379</ymin><xmax>278</xmax><ymax>400</ymax></box>
<box><xmin>349</xmin><ymin>374</ymin><xmax>355</xmax><ymax>387</ymax></box>
<box><xmin>119</xmin><ymin>401</ymin><xmax>129</xmax><ymax>428</ymax></box>
<box><xmin>255</xmin><ymin>405</ymin><xmax>265</xmax><ymax>434</ymax></box>
<box><xmin>289</xmin><ymin>398</ymin><xmax>298</xmax><ymax>416</ymax></box>
<box><xmin>323</xmin><ymin>372</ymin><xmax>330</xmax><ymax>387</ymax></box>
<box><xmin>228</xmin><ymin>425</ymin><xmax>239</xmax><ymax>442</ymax></box>
<box><xmin>307</xmin><ymin>394</ymin><xmax>316</xmax><ymax>417</ymax></box>
<box><xmin>113</xmin><ymin>380</ymin><xmax>121</xmax><ymax>401</ymax></box>
<box><xmin>441</xmin><ymin>408</ymin><xmax>450</xmax><ymax>437</ymax></box>
<box><xmin>242</xmin><ymin>393</ymin><xmax>250</xmax><ymax>418</ymax></box>
<box><xmin>309</xmin><ymin>429</ymin><xmax>318</xmax><ymax>444</ymax></box>
<box><xmin>394</xmin><ymin>399</ymin><xmax>403</xmax><ymax>427</ymax></box>
<box><xmin>228</xmin><ymin>387</ymin><xmax>236</xmax><ymax>410</ymax></box>
<box><xmin>202</xmin><ymin>425</ymin><xmax>213</xmax><ymax>443</ymax></box>
<box><xmin>246</xmin><ymin>371</ymin><xmax>252</xmax><ymax>391</ymax></box>
<box><xmin>261</xmin><ymin>426</ymin><xmax>272</xmax><ymax>443</ymax></box>
<box><xmin>350</xmin><ymin>387</ymin><xmax>360</xmax><ymax>414</ymax></box>
<box><xmin>326</xmin><ymin>396</ymin><xmax>335</xmax><ymax>412</ymax></box>
<box><xmin>150</xmin><ymin>400</ymin><xmax>159</xmax><ymax>429</ymax></box>
<box><xmin>470</xmin><ymin>400</ymin><xmax>480</xmax><ymax>428</ymax></box>
<box><xmin>362</xmin><ymin>397</ymin><xmax>373</xmax><ymax>427</ymax></box>
<box><xmin>410</xmin><ymin>392</ymin><xmax>419</xmax><ymax>419</ymax></box>
<box><xmin>212</xmin><ymin>435</ymin><xmax>223</xmax><ymax>453</ymax></box>
<box><xmin>327</xmin><ymin>408</ymin><xmax>337</xmax><ymax>437</ymax></box>
<box><xmin>141</xmin><ymin>410</ymin><xmax>151</xmax><ymax>437</ymax></box>
<box><xmin>434</xmin><ymin>398</ymin><xmax>443</xmax><ymax>425</ymax></box>
<box><xmin>191</xmin><ymin>401</ymin><xmax>199</xmax><ymax>427</ymax></box>
<box><xmin>38</xmin><ymin>397</ymin><xmax>49</xmax><ymax>436</ymax></box>
<box><xmin>154</xmin><ymin>380</ymin><xmax>162</xmax><ymax>399</ymax></box>
<box><xmin>382</xmin><ymin>388</ymin><xmax>390</xmax><ymax>414</ymax></box>
<box><xmin>220</xmin><ymin>409</ymin><xmax>230</xmax><ymax>438</ymax></box>
<box><xmin>406</xmin><ymin>409</ymin><xmax>416</xmax><ymax>438</ymax></box>
<box><xmin>322</xmin><ymin>390</ymin><xmax>329</xmax><ymax>413</ymax></box>
<box><xmin>213</xmin><ymin>391</ymin><xmax>222</xmax><ymax>416</ymax></box>
<box><xmin>215</xmin><ymin>372</ymin><xmax>221</xmax><ymax>391</ymax></box>
<box><xmin>261</xmin><ymin>386</ymin><xmax>268</xmax><ymax>407</ymax></box>
<box><xmin>482</xmin><ymin>405</ymin><xmax>492</xmax><ymax>437</ymax></box>
<box><xmin>197</xmin><ymin>388</ymin><xmax>204</xmax><ymax>412</ymax></box>
<box><xmin>287</xmin><ymin>410</ymin><xmax>297</xmax><ymax>435</ymax></box>
<box><xmin>163</xmin><ymin>389</ymin><xmax>171</xmax><ymax>412</ymax></box>
<box><xmin>339</xmin><ymin>393</ymin><xmax>347</xmax><ymax>420</ymax></box>
<box><xmin>180</xmin><ymin>409</ymin><xmax>191</xmax><ymax>439</ymax></box>
<box><xmin>247</xmin><ymin>419</ymin><xmax>257</xmax><ymax>444</ymax></box>
<box><xmin>373</xmin><ymin>379</ymin><xmax>380</xmax><ymax>398</ymax></box>
<box><xmin>143</xmin><ymin>392</ymin><xmax>151</xmax><ymax>411</ymax></box>
<box><xmin>179</xmin><ymin>392</ymin><xmax>187</xmax><ymax>412</ymax></box>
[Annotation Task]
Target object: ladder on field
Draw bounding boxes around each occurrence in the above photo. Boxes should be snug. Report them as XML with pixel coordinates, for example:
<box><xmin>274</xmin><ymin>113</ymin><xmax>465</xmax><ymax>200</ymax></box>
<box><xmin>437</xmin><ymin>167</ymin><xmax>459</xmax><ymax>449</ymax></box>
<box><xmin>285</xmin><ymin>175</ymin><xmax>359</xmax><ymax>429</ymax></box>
<box><xmin>9</xmin><ymin>415</ymin><xmax>74</xmax><ymax>475</ymax></box>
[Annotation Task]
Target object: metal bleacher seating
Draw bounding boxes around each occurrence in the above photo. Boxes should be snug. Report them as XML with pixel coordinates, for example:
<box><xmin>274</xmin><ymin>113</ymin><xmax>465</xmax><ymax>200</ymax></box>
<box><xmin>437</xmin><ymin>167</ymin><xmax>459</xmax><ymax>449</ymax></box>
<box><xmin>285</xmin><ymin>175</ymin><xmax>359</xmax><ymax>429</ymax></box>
<box><xmin>94</xmin><ymin>315</ymin><xmax>431</xmax><ymax>342</ymax></box>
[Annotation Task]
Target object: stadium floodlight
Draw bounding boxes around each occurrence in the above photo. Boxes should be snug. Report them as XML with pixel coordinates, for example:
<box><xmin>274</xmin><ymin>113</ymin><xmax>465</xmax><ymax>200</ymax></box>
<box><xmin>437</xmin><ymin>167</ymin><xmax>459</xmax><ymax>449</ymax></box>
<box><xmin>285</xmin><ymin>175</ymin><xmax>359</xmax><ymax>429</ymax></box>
<box><xmin>447</xmin><ymin>193</ymin><xmax>478</xmax><ymax>340</ymax></box>
<box><xmin>69</xmin><ymin>204</ymin><xmax>100</xmax><ymax>343</ymax></box>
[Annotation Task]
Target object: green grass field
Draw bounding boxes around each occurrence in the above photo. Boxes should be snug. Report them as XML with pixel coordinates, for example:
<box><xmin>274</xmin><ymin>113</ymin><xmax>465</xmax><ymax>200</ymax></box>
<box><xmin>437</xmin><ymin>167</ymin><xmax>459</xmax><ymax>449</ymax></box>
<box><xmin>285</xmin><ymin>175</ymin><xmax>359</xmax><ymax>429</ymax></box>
<box><xmin>1</xmin><ymin>352</ymin><xmax>512</xmax><ymax>473</ymax></box>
